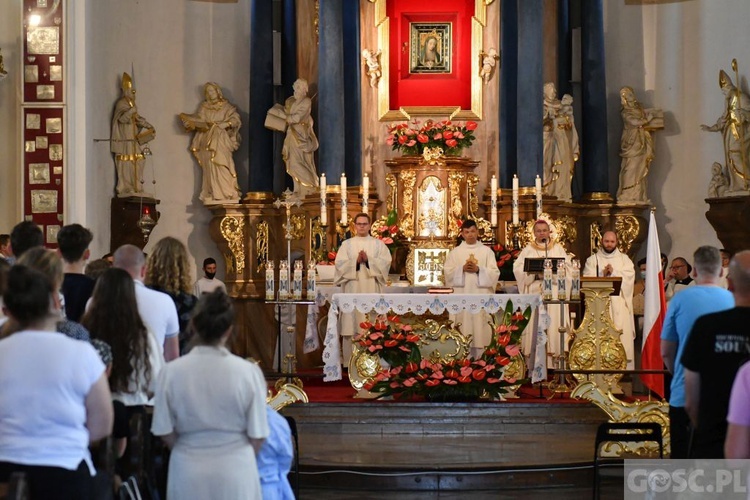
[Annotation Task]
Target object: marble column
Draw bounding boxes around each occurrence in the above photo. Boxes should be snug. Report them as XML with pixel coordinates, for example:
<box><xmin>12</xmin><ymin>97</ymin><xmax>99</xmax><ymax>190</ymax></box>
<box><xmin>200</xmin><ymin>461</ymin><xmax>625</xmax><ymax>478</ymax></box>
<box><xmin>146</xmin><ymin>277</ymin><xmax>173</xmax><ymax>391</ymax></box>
<box><xmin>580</xmin><ymin>0</ymin><xmax>610</xmax><ymax>197</ymax></box>
<box><xmin>499</xmin><ymin>0</ymin><xmax>518</xmax><ymax>188</ymax></box>
<box><xmin>318</xmin><ymin>0</ymin><xmax>346</xmax><ymax>180</ymax></box>
<box><xmin>342</xmin><ymin>0</ymin><xmax>362</xmax><ymax>184</ymax></box>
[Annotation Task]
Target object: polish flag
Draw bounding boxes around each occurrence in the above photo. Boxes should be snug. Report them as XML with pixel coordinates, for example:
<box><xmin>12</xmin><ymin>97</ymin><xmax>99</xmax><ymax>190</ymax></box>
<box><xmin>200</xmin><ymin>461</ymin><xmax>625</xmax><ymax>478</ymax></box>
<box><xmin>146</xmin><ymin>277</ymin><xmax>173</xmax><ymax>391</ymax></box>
<box><xmin>641</xmin><ymin>211</ymin><xmax>666</xmax><ymax>398</ymax></box>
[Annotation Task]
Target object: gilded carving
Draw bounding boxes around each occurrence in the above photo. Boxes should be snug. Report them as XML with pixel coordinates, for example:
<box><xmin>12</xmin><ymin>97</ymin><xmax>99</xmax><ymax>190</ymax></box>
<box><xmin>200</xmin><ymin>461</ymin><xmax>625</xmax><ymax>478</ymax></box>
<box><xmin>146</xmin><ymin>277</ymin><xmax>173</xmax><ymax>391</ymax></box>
<box><xmin>448</xmin><ymin>172</ymin><xmax>464</xmax><ymax>239</ymax></box>
<box><xmin>399</xmin><ymin>170</ymin><xmax>417</xmax><ymax>238</ymax></box>
<box><xmin>466</xmin><ymin>174</ymin><xmax>492</xmax><ymax>242</ymax></box>
<box><xmin>569</xmin><ymin>287</ymin><xmax>627</xmax><ymax>392</ymax></box>
<box><xmin>385</xmin><ymin>173</ymin><xmax>397</xmax><ymax>213</ymax></box>
<box><xmin>30</xmin><ymin>190</ymin><xmax>57</xmax><ymax>213</ymax></box>
<box><xmin>572</xmin><ymin>381</ymin><xmax>670</xmax><ymax>457</ymax></box>
<box><xmin>615</xmin><ymin>215</ymin><xmax>640</xmax><ymax>256</ymax></box>
<box><xmin>310</xmin><ymin>216</ymin><xmax>326</xmax><ymax>263</ymax></box>
<box><xmin>418</xmin><ymin>318</ymin><xmax>471</xmax><ymax>364</ymax></box>
<box><xmin>417</xmin><ymin>176</ymin><xmax>446</xmax><ymax>237</ymax></box>
<box><xmin>590</xmin><ymin>221</ymin><xmax>603</xmax><ymax>253</ymax></box>
<box><xmin>556</xmin><ymin>215</ymin><xmax>577</xmax><ymax>252</ymax></box>
<box><xmin>256</xmin><ymin>220</ymin><xmax>269</xmax><ymax>271</ymax></box>
<box><xmin>220</xmin><ymin>215</ymin><xmax>245</xmax><ymax>275</ymax></box>
<box><xmin>405</xmin><ymin>240</ymin><xmax>454</xmax><ymax>285</ymax></box>
<box><xmin>266</xmin><ymin>383</ymin><xmax>309</xmax><ymax>412</ymax></box>
<box><xmin>290</xmin><ymin>214</ymin><xmax>306</xmax><ymax>241</ymax></box>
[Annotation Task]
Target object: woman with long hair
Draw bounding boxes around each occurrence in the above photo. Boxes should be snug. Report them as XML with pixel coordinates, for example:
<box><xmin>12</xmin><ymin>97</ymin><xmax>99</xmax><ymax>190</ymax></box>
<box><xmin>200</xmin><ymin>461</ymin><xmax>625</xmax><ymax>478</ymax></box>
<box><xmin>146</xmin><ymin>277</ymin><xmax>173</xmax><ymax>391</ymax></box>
<box><xmin>82</xmin><ymin>268</ymin><xmax>162</xmax><ymax>409</ymax></box>
<box><xmin>144</xmin><ymin>237</ymin><xmax>198</xmax><ymax>352</ymax></box>
<box><xmin>152</xmin><ymin>290</ymin><xmax>269</xmax><ymax>499</ymax></box>
<box><xmin>0</xmin><ymin>263</ymin><xmax>113</xmax><ymax>499</ymax></box>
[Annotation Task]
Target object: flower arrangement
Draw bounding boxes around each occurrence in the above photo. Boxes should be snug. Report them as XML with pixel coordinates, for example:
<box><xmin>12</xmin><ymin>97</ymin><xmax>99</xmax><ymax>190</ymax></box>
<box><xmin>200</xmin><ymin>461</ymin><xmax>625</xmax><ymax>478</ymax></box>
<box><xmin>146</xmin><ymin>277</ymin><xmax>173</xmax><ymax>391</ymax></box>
<box><xmin>360</xmin><ymin>301</ymin><xmax>531</xmax><ymax>401</ymax></box>
<box><xmin>372</xmin><ymin>210</ymin><xmax>406</xmax><ymax>255</ymax></box>
<box><xmin>492</xmin><ymin>243</ymin><xmax>520</xmax><ymax>281</ymax></box>
<box><xmin>386</xmin><ymin>119</ymin><xmax>478</xmax><ymax>156</ymax></box>
<box><xmin>318</xmin><ymin>248</ymin><xmax>337</xmax><ymax>266</ymax></box>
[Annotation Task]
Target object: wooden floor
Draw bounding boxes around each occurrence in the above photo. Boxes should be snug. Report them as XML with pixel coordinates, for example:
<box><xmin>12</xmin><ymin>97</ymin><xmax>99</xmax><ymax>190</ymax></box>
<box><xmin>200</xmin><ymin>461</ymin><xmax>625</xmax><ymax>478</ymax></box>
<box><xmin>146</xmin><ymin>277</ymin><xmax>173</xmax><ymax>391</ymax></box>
<box><xmin>282</xmin><ymin>398</ymin><xmax>613</xmax><ymax>494</ymax></box>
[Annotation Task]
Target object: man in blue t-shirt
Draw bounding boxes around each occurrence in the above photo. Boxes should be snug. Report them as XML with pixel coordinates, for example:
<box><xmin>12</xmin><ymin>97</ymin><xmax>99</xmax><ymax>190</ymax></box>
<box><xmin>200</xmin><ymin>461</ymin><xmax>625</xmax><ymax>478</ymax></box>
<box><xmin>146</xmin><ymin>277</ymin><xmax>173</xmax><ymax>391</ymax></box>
<box><xmin>661</xmin><ymin>246</ymin><xmax>734</xmax><ymax>458</ymax></box>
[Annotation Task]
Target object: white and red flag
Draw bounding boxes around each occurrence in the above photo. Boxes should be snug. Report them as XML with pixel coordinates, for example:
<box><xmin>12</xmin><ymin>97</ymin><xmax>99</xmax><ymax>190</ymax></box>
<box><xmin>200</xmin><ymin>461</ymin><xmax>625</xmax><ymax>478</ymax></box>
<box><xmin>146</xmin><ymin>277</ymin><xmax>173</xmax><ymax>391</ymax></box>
<box><xmin>641</xmin><ymin>210</ymin><xmax>666</xmax><ymax>398</ymax></box>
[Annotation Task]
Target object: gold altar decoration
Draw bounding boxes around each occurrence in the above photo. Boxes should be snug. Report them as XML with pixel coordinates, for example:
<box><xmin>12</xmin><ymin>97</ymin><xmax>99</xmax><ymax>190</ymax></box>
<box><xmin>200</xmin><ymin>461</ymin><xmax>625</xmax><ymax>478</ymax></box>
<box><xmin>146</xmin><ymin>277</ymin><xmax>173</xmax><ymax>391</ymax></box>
<box><xmin>290</xmin><ymin>214</ymin><xmax>306</xmax><ymax>241</ymax></box>
<box><xmin>267</xmin><ymin>383</ymin><xmax>309</xmax><ymax>412</ymax></box>
<box><xmin>405</xmin><ymin>240</ymin><xmax>454</xmax><ymax>286</ymax></box>
<box><xmin>572</xmin><ymin>381</ymin><xmax>670</xmax><ymax>457</ymax></box>
<box><xmin>371</xmin><ymin>0</ymin><xmax>490</xmax><ymax>120</ymax></box>
<box><xmin>349</xmin><ymin>313</ymin><xmax>472</xmax><ymax>396</ymax></box>
<box><xmin>220</xmin><ymin>215</ymin><xmax>245</xmax><ymax>275</ymax></box>
<box><xmin>615</xmin><ymin>214</ymin><xmax>640</xmax><ymax>255</ymax></box>
<box><xmin>569</xmin><ymin>279</ymin><xmax>627</xmax><ymax>393</ymax></box>
<box><xmin>467</xmin><ymin>173</ymin><xmax>493</xmax><ymax>242</ymax></box>
<box><xmin>256</xmin><ymin>220</ymin><xmax>269</xmax><ymax>271</ymax></box>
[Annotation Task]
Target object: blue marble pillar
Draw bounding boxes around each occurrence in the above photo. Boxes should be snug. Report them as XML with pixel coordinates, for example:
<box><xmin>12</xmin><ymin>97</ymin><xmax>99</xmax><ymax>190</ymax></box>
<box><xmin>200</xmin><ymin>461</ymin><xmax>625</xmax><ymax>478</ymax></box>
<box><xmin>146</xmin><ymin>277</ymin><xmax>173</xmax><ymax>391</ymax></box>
<box><xmin>248</xmin><ymin>0</ymin><xmax>275</xmax><ymax>192</ymax></box>
<box><xmin>557</xmin><ymin>0</ymin><xmax>572</xmax><ymax>97</ymax></box>
<box><xmin>516</xmin><ymin>0</ymin><xmax>544</xmax><ymax>186</ymax></box>
<box><xmin>318</xmin><ymin>0</ymin><xmax>346</xmax><ymax>180</ymax></box>
<box><xmin>499</xmin><ymin>0</ymin><xmax>518</xmax><ymax>188</ymax></box>
<box><xmin>342</xmin><ymin>0</ymin><xmax>362</xmax><ymax>184</ymax></box>
<box><xmin>580</xmin><ymin>0</ymin><xmax>610</xmax><ymax>195</ymax></box>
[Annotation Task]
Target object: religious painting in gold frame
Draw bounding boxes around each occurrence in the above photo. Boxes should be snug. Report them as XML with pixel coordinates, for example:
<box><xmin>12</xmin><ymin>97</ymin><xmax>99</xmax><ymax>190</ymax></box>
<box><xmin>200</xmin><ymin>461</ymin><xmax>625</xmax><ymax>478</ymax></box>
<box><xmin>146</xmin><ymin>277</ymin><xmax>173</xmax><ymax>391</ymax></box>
<box><xmin>369</xmin><ymin>0</ymin><xmax>494</xmax><ymax>121</ymax></box>
<box><xmin>409</xmin><ymin>23</ymin><xmax>451</xmax><ymax>74</ymax></box>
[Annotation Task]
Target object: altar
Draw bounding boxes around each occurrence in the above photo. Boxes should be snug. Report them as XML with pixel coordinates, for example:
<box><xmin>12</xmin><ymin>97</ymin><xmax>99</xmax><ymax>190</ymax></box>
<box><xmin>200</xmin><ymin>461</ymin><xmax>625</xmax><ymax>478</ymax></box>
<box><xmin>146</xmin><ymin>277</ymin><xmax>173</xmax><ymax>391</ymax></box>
<box><xmin>319</xmin><ymin>292</ymin><xmax>542</xmax><ymax>382</ymax></box>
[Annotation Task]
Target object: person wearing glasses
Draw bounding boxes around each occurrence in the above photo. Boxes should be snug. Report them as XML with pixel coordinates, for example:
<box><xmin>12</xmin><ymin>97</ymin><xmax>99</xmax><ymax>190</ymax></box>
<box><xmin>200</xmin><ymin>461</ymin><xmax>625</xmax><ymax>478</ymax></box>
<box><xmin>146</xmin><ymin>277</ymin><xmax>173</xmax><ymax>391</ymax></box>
<box><xmin>665</xmin><ymin>257</ymin><xmax>694</xmax><ymax>301</ymax></box>
<box><xmin>334</xmin><ymin>213</ymin><xmax>392</xmax><ymax>360</ymax></box>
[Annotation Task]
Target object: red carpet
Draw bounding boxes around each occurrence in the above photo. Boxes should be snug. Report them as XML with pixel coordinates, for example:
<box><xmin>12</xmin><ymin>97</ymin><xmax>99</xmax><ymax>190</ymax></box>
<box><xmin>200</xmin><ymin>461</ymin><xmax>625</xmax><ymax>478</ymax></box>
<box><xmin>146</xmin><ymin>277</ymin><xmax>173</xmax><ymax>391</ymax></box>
<box><xmin>271</xmin><ymin>370</ymin><xmax>594</xmax><ymax>404</ymax></box>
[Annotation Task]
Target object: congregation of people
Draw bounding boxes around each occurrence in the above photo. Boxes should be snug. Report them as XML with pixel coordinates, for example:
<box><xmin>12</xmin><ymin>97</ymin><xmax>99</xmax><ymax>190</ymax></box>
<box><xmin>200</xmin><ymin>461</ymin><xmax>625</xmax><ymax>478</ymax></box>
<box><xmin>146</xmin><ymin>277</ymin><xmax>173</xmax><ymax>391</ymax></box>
<box><xmin>0</xmin><ymin>221</ymin><xmax>294</xmax><ymax>499</ymax></box>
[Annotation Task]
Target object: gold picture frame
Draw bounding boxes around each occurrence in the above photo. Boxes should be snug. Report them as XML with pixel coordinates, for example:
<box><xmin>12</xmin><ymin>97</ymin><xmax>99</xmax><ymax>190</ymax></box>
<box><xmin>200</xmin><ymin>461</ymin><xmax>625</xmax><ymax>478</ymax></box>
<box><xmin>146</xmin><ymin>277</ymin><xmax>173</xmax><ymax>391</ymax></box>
<box><xmin>371</xmin><ymin>0</ymin><xmax>494</xmax><ymax>121</ymax></box>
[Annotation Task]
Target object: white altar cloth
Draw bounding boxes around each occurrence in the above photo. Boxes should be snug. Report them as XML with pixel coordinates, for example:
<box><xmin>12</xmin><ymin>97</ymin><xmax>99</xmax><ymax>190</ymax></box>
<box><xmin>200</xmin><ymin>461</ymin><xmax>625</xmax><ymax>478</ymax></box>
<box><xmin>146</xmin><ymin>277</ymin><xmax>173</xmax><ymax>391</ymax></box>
<box><xmin>320</xmin><ymin>293</ymin><xmax>542</xmax><ymax>382</ymax></box>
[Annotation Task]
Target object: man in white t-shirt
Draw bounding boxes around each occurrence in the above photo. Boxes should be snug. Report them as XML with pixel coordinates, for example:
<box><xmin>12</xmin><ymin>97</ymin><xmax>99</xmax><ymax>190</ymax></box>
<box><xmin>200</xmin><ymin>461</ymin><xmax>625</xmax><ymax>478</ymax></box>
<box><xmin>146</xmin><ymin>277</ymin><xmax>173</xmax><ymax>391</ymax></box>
<box><xmin>193</xmin><ymin>257</ymin><xmax>227</xmax><ymax>296</ymax></box>
<box><xmin>114</xmin><ymin>244</ymin><xmax>180</xmax><ymax>361</ymax></box>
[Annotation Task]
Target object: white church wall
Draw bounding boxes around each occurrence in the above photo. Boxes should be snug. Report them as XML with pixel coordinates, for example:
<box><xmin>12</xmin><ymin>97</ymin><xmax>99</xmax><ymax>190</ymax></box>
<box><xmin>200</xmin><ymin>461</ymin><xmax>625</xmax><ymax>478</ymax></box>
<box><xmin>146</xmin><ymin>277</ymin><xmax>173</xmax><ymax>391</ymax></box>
<box><xmin>84</xmin><ymin>0</ymin><xmax>252</xmax><ymax>278</ymax></box>
<box><xmin>0</xmin><ymin>2</ymin><xmax>22</xmax><ymax>233</ymax></box>
<box><xmin>604</xmin><ymin>0</ymin><xmax>750</xmax><ymax>262</ymax></box>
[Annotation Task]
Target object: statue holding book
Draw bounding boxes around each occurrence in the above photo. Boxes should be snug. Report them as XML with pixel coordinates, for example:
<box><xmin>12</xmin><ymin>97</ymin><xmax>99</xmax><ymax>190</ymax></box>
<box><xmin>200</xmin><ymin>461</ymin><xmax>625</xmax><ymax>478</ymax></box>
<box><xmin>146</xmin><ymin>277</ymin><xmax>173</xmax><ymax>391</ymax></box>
<box><xmin>265</xmin><ymin>78</ymin><xmax>319</xmax><ymax>194</ymax></box>
<box><xmin>180</xmin><ymin>82</ymin><xmax>242</xmax><ymax>205</ymax></box>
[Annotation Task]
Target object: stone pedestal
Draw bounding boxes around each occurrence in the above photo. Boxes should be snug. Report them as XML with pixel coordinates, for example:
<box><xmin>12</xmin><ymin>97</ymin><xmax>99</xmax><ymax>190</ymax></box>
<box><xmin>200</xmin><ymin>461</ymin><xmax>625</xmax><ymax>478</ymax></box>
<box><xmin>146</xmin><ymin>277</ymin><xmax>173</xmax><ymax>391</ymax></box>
<box><xmin>705</xmin><ymin>195</ymin><xmax>750</xmax><ymax>254</ymax></box>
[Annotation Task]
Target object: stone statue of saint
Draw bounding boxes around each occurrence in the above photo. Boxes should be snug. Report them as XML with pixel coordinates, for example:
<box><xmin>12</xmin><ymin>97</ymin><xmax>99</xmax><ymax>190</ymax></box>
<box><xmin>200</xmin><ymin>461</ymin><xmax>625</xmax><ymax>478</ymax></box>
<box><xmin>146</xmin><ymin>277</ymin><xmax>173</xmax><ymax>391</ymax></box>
<box><xmin>362</xmin><ymin>49</ymin><xmax>381</xmax><ymax>88</ymax></box>
<box><xmin>180</xmin><ymin>82</ymin><xmax>242</xmax><ymax>205</ymax></box>
<box><xmin>701</xmin><ymin>66</ymin><xmax>750</xmax><ymax>194</ymax></box>
<box><xmin>616</xmin><ymin>86</ymin><xmax>663</xmax><ymax>204</ymax></box>
<box><xmin>542</xmin><ymin>83</ymin><xmax>578</xmax><ymax>202</ymax></box>
<box><xmin>708</xmin><ymin>162</ymin><xmax>729</xmax><ymax>198</ymax></box>
<box><xmin>282</xmin><ymin>79</ymin><xmax>319</xmax><ymax>193</ymax></box>
<box><xmin>111</xmin><ymin>72</ymin><xmax>155</xmax><ymax>197</ymax></box>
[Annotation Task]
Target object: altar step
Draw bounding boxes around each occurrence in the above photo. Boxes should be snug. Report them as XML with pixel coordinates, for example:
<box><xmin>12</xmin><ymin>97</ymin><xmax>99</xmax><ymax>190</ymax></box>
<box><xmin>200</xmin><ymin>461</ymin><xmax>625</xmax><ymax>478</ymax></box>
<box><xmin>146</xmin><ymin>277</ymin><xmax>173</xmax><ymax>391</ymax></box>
<box><xmin>282</xmin><ymin>400</ymin><xmax>610</xmax><ymax>492</ymax></box>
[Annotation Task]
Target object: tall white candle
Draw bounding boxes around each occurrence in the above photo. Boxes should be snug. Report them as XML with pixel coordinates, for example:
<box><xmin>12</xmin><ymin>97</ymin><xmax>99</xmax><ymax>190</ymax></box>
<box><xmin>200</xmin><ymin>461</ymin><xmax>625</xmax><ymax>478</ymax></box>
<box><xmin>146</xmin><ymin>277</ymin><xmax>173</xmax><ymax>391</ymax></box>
<box><xmin>320</xmin><ymin>201</ymin><xmax>327</xmax><ymax>226</ymax></box>
<box><xmin>512</xmin><ymin>174</ymin><xmax>519</xmax><ymax>225</ymax></box>
<box><xmin>490</xmin><ymin>175</ymin><xmax>498</xmax><ymax>226</ymax></box>
<box><xmin>320</xmin><ymin>173</ymin><xmax>326</xmax><ymax>199</ymax></box>
<box><xmin>362</xmin><ymin>173</ymin><xmax>369</xmax><ymax>215</ymax></box>
<box><xmin>535</xmin><ymin>175</ymin><xmax>542</xmax><ymax>219</ymax></box>
<box><xmin>340</xmin><ymin>173</ymin><xmax>347</xmax><ymax>225</ymax></box>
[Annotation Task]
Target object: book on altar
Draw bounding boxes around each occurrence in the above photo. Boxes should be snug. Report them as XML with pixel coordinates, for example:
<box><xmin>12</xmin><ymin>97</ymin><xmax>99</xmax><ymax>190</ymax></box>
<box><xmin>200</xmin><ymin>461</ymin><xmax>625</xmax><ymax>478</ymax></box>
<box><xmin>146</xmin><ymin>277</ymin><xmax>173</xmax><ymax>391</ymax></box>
<box><xmin>264</xmin><ymin>104</ymin><xmax>287</xmax><ymax>132</ymax></box>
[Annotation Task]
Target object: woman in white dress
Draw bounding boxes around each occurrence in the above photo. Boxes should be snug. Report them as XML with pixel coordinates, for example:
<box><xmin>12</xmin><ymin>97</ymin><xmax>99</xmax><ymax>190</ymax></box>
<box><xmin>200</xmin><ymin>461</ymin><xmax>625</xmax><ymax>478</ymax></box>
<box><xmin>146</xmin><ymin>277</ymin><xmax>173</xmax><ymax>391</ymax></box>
<box><xmin>152</xmin><ymin>290</ymin><xmax>269</xmax><ymax>499</ymax></box>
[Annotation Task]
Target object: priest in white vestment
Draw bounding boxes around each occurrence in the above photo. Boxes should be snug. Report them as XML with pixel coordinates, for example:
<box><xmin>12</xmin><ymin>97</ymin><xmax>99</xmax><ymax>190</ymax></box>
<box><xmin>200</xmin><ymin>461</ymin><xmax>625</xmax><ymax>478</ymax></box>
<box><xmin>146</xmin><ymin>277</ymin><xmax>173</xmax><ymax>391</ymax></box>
<box><xmin>334</xmin><ymin>213</ymin><xmax>392</xmax><ymax>360</ymax></box>
<box><xmin>443</xmin><ymin>220</ymin><xmax>500</xmax><ymax>356</ymax></box>
<box><xmin>513</xmin><ymin>220</ymin><xmax>570</xmax><ymax>364</ymax></box>
<box><xmin>583</xmin><ymin>230</ymin><xmax>636</xmax><ymax>369</ymax></box>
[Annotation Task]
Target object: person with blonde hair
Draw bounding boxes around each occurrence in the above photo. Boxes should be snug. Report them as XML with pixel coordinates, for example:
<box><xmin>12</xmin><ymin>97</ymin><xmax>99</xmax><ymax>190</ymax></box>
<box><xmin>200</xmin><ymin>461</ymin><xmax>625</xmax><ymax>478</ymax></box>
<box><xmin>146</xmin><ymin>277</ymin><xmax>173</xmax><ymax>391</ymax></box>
<box><xmin>145</xmin><ymin>237</ymin><xmax>198</xmax><ymax>353</ymax></box>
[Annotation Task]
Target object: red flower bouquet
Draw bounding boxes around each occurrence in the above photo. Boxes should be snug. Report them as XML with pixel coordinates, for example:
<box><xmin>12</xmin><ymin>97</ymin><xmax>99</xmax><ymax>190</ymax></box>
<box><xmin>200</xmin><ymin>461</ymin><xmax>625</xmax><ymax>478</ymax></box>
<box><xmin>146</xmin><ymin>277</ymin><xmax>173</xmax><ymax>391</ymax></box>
<box><xmin>386</xmin><ymin>119</ymin><xmax>477</xmax><ymax>156</ymax></box>
<box><xmin>362</xmin><ymin>301</ymin><xmax>531</xmax><ymax>401</ymax></box>
<box><xmin>492</xmin><ymin>243</ymin><xmax>520</xmax><ymax>281</ymax></box>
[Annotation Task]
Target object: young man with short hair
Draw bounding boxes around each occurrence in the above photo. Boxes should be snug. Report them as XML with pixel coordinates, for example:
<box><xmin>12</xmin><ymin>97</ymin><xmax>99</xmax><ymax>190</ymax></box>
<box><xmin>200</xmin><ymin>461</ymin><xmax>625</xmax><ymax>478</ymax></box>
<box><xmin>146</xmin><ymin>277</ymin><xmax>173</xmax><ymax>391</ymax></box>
<box><xmin>57</xmin><ymin>224</ymin><xmax>95</xmax><ymax>322</ymax></box>
<box><xmin>193</xmin><ymin>257</ymin><xmax>227</xmax><ymax>296</ymax></box>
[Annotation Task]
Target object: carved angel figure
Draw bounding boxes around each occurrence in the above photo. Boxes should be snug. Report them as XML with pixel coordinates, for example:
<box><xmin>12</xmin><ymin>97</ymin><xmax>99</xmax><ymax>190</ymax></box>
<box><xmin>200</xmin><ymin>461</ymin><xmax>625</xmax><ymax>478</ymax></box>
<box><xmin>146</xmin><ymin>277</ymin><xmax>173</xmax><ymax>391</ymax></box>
<box><xmin>708</xmin><ymin>162</ymin><xmax>729</xmax><ymax>198</ymax></box>
<box><xmin>479</xmin><ymin>48</ymin><xmax>499</xmax><ymax>85</ymax></box>
<box><xmin>362</xmin><ymin>48</ymin><xmax>382</xmax><ymax>88</ymax></box>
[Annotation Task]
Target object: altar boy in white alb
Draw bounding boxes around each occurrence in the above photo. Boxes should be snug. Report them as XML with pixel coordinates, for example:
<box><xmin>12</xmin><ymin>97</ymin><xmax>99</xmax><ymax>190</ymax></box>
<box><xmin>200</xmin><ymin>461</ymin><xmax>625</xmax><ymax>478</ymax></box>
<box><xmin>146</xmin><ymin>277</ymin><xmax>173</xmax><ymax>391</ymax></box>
<box><xmin>443</xmin><ymin>220</ymin><xmax>500</xmax><ymax>356</ymax></box>
<box><xmin>583</xmin><ymin>230</ymin><xmax>636</xmax><ymax>369</ymax></box>
<box><xmin>334</xmin><ymin>213</ymin><xmax>392</xmax><ymax>360</ymax></box>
